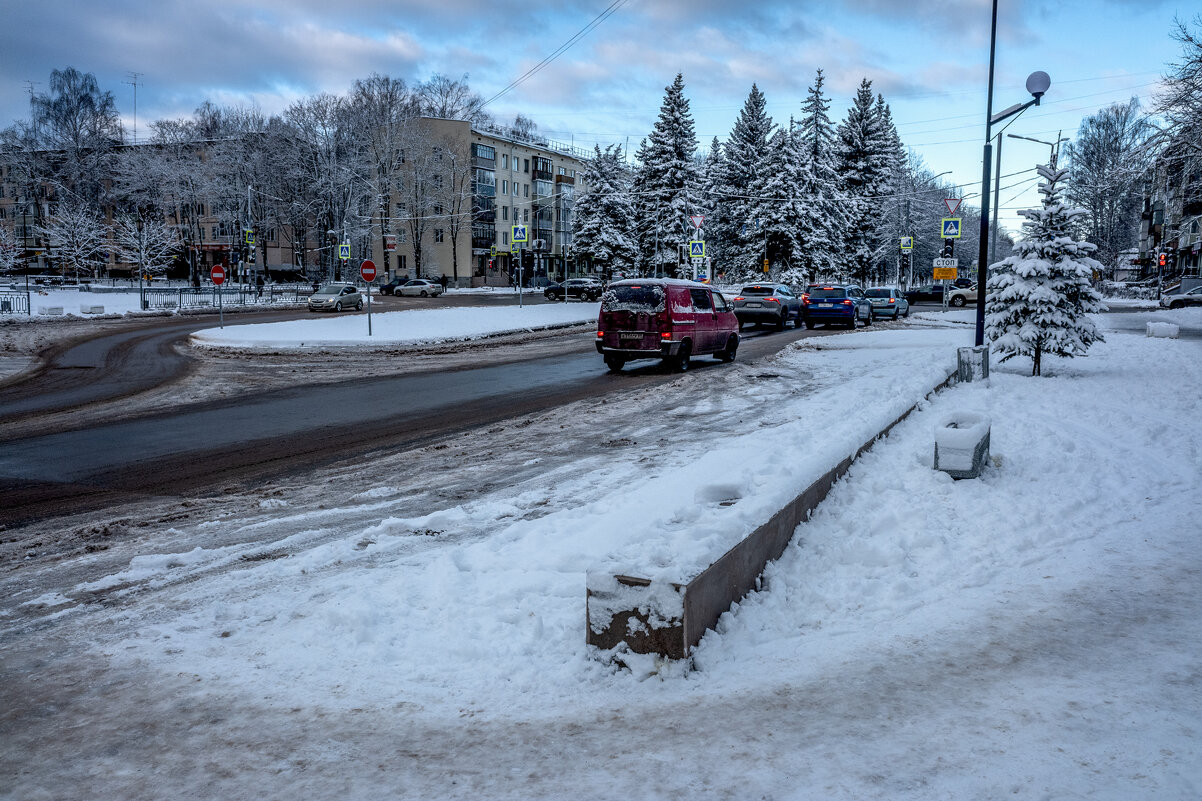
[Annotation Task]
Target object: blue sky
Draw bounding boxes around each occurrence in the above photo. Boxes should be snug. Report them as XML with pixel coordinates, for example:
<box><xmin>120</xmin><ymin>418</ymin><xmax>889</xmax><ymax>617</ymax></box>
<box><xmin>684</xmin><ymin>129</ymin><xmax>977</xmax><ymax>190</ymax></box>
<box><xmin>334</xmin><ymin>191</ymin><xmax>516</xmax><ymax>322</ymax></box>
<box><xmin>1</xmin><ymin>0</ymin><xmax>1190</xmax><ymax>233</ymax></box>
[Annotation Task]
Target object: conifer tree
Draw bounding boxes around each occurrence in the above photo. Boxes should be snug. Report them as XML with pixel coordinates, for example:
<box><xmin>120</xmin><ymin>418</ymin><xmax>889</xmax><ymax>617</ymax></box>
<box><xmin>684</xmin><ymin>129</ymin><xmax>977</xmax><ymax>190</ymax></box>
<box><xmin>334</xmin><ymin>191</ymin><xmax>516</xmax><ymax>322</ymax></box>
<box><xmin>796</xmin><ymin>69</ymin><xmax>843</xmax><ymax>277</ymax></box>
<box><xmin>720</xmin><ymin>84</ymin><xmax>775</xmax><ymax>277</ymax></box>
<box><xmin>573</xmin><ymin>144</ymin><xmax>637</xmax><ymax>277</ymax></box>
<box><xmin>985</xmin><ymin>158</ymin><xmax>1107</xmax><ymax>376</ymax></box>
<box><xmin>632</xmin><ymin>74</ymin><xmax>699</xmax><ymax>277</ymax></box>
<box><xmin>836</xmin><ymin>79</ymin><xmax>893</xmax><ymax>284</ymax></box>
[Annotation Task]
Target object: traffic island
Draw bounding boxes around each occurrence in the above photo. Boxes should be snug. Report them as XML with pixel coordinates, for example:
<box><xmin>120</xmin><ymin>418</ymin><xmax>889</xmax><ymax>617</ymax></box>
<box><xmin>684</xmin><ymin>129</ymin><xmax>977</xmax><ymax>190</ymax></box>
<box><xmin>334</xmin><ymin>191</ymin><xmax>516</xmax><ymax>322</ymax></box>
<box><xmin>587</xmin><ymin>370</ymin><xmax>957</xmax><ymax>663</ymax></box>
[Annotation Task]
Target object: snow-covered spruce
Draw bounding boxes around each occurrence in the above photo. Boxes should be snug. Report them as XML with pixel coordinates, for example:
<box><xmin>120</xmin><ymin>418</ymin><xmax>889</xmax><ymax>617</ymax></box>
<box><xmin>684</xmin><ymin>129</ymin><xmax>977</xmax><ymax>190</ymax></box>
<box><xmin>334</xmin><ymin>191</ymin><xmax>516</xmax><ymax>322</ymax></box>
<box><xmin>985</xmin><ymin>159</ymin><xmax>1107</xmax><ymax>376</ymax></box>
<box><xmin>573</xmin><ymin>144</ymin><xmax>637</xmax><ymax>277</ymax></box>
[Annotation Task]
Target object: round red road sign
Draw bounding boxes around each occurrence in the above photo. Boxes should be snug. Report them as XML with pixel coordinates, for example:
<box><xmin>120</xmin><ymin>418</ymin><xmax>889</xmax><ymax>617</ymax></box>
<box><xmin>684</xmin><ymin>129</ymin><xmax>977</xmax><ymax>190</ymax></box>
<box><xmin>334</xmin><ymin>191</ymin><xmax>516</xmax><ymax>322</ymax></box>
<box><xmin>211</xmin><ymin>265</ymin><xmax>226</xmax><ymax>285</ymax></box>
<box><xmin>360</xmin><ymin>259</ymin><xmax>377</xmax><ymax>282</ymax></box>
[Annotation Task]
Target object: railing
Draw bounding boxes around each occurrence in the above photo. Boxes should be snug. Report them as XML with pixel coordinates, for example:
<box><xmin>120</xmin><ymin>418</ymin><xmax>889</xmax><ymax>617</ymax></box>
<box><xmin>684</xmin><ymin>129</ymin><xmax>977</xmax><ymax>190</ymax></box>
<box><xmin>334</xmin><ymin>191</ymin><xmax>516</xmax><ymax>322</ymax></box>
<box><xmin>0</xmin><ymin>293</ymin><xmax>30</xmax><ymax>315</ymax></box>
<box><xmin>142</xmin><ymin>284</ymin><xmax>307</xmax><ymax>310</ymax></box>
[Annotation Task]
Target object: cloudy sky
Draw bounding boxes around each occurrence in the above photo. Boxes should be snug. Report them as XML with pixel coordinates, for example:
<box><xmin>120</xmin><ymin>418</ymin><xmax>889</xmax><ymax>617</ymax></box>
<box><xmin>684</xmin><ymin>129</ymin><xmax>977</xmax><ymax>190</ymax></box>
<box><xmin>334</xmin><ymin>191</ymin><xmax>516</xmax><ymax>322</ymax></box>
<box><xmin>1</xmin><ymin>0</ymin><xmax>1189</xmax><ymax>232</ymax></box>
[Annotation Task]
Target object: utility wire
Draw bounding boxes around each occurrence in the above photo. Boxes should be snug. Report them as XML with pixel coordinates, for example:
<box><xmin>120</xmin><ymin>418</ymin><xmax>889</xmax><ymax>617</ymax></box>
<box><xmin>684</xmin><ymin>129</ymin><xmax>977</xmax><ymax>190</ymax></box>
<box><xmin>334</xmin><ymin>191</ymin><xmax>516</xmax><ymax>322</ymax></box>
<box><xmin>482</xmin><ymin>0</ymin><xmax>628</xmax><ymax>109</ymax></box>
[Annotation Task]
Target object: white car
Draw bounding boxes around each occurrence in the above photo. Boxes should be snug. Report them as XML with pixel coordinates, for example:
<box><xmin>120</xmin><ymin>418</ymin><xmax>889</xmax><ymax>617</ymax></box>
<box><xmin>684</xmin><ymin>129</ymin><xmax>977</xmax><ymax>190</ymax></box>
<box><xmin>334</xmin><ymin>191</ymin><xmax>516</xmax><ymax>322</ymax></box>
<box><xmin>947</xmin><ymin>284</ymin><xmax>979</xmax><ymax>307</ymax></box>
<box><xmin>1160</xmin><ymin>285</ymin><xmax>1202</xmax><ymax>309</ymax></box>
<box><xmin>397</xmin><ymin>279</ymin><xmax>445</xmax><ymax>297</ymax></box>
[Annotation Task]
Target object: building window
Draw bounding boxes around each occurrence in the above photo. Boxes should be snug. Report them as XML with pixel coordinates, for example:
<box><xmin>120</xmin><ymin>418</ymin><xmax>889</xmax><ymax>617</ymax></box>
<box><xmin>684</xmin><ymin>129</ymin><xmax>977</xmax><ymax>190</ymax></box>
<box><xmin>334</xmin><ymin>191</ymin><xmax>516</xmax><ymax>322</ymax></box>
<box><xmin>501</xmin><ymin>180</ymin><xmax>508</xmax><ymax>195</ymax></box>
<box><xmin>434</xmin><ymin>228</ymin><xmax>444</xmax><ymax>243</ymax></box>
<box><xmin>524</xmin><ymin>208</ymin><xmax>529</xmax><ymax>223</ymax></box>
<box><xmin>398</xmin><ymin>254</ymin><xmax>406</xmax><ymax>271</ymax></box>
<box><xmin>524</xmin><ymin>158</ymin><xmax>529</xmax><ymax>173</ymax></box>
<box><xmin>513</xmin><ymin>182</ymin><xmax>519</xmax><ymax>197</ymax></box>
<box><xmin>524</xmin><ymin>184</ymin><xmax>530</xmax><ymax>198</ymax></box>
<box><xmin>472</xmin><ymin>143</ymin><xmax>495</xmax><ymax>161</ymax></box>
<box><xmin>398</xmin><ymin>229</ymin><xmax>407</xmax><ymax>244</ymax></box>
<box><xmin>502</xmin><ymin>154</ymin><xmax>508</xmax><ymax>169</ymax></box>
<box><xmin>502</xmin><ymin>206</ymin><xmax>508</xmax><ymax>221</ymax></box>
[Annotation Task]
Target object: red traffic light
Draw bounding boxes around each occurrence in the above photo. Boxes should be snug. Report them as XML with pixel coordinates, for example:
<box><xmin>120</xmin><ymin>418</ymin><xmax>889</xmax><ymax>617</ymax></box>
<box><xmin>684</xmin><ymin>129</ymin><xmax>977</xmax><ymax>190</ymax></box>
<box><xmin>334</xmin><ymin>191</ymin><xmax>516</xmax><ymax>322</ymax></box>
<box><xmin>1159</xmin><ymin>253</ymin><xmax>1167</xmax><ymax>267</ymax></box>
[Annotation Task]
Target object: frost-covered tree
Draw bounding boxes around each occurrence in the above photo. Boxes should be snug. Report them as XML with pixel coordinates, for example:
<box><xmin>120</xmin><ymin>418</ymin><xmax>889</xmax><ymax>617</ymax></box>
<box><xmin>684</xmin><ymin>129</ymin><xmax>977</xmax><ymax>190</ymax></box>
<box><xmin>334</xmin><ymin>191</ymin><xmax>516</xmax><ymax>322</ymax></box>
<box><xmin>0</xmin><ymin>225</ymin><xmax>21</xmax><ymax>275</ymax></box>
<box><xmin>38</xmin><ymin>200</ymin><xmax>106</xmax><ymax>280</ymax></box>
<box><xmin>985</xmin><ymin>160</ymin><xmax>1107</xmax><ymax>376</ymax></box>
<box><xmin>718</xmin><ymin>84</ymin><xmax>775</xmax><ymax>277</ymax></box>
<box><xmin>746</xmin><ymin>125</ymin><xmax>808</xmax><ymax>283</ymax></box>
<box><xmin>113</xmin><ymin>213</ymin><xmax>178</xmax><ymax>279</ymax></box>
<box><xmin>28</xmin><ymin>68</ymin><xmax>123</xmax><ymax>204</ymax></box>
<box><xmin>632</xmin><ymin>74</ymin><xmax>699</xmax><ymax>277</ymax></box>
<box><xmin>836</xmin><ymin>79</ymin><xmax>894</xmax><ymax>284</ymax></box>
<box><xmin>796</xmin><ymin>69</ymin><xmax>843</xmax><ymax>277</ymax></box>
<box><xmin>573</xmin><ymin>144</ymin><xmax>637</xmax><ymax>276</ymax></box>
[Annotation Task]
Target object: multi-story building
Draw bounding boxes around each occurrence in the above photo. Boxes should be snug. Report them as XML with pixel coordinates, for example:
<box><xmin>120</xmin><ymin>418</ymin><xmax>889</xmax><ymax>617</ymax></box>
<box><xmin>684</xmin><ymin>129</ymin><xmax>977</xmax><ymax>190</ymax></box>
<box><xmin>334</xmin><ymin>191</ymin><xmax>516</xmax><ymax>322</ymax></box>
<box><xmin>1138</xmin><ymin>150</ymin><xmax>1202</xmax><ymax>280</ymax></box>
<box><xmin>373</xmin><ymin>118</ymin><xmax>589</xmax><ymax>287</ymax></box>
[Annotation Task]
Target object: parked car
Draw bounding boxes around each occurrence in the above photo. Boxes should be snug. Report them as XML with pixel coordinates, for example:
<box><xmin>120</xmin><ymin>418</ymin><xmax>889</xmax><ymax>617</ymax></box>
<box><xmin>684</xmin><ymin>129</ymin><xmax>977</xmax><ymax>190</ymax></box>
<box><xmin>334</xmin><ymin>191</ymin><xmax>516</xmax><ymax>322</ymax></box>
<box><xmin>802</xmin><ymin>284</ymin><xmax>874</xmax><ymax>329</ymax></box>
<box><xmin>731</xmin><ymin>283</ymin><xmax>803</xmax><ymax>330</ymax></box>
<box><xmin>395</xmin><ymin>279</ymin><xmax>444</xmax><ymax>297</ymax></box>
<box><xmin>595</xmin><ymin>279</ymin><xmax>739</xmax><ymax>372</ymax></box>
<box><xmin>308</xmin><ymin>282</ymin><xmax>363</xmax><ymax>312</ymax></box>
<box><xmin>904</xmin><ymin>284</ymin><xmax>945</xmax><ymax>304</ymax></box>
<box><xmin>377</xmin><ymin>277</ymin><xmax>407</xmax><ymax>296</ymax></box>
<box><xmin>947</xmin><ymin>284</ymin><xmax>979</xmax><ymax>307</ymax></box>
<box><xmin>545</xmin><ymin>277</ymin><xmax>604</xmax><ymax>302</ymax></box>
<box><xmin>1161</xmin><ymin>285</ymin><xmax>1202</xmax><ymax>309</ymax></box>
<box><xmin>952</xmin><ymin>277</ymin><xmax>975</xmax><ymax>289</ymax></box>
<box><xmin>865</xmin><ymin>286</ymin><xmax>910</xmax><ymax>319</ymax></box>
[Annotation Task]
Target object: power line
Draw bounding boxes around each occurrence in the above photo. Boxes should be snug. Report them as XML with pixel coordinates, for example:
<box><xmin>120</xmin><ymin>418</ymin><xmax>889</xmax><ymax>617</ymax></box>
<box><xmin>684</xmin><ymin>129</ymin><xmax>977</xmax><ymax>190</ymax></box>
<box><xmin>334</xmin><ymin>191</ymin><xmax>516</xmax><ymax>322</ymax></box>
<box><xmin>482</xmin><ymin>0</ymin><xmax>629</xmax><ymax>109</ymax></box>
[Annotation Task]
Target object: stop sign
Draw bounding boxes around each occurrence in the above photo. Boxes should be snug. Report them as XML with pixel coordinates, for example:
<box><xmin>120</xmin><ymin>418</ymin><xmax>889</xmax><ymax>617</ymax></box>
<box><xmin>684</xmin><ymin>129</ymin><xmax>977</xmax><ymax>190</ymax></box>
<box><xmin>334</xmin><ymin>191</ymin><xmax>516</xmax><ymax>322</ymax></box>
<box><xmin>360</xmin><ymin>259</ymin><xmax>377</xmax><ymax>282</ymax></box>
<box><xmin>211</xmin><ymin>265</ymin><xmax>225</xmax><ymax>285</ymax></box>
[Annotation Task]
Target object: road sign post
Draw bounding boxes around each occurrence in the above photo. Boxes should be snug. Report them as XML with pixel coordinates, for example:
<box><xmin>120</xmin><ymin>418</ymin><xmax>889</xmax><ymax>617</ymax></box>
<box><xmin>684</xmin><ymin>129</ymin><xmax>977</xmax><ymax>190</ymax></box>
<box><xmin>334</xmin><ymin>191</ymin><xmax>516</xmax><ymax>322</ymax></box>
<box><xmin>361</xmin><ymin>259</ymin><xmax>376</xmax><ymax>336</ymax></box>
<box><xmin>211</xmin><ymin>265</ymin><xmax>226</xmax><ymax>328</ymax></box>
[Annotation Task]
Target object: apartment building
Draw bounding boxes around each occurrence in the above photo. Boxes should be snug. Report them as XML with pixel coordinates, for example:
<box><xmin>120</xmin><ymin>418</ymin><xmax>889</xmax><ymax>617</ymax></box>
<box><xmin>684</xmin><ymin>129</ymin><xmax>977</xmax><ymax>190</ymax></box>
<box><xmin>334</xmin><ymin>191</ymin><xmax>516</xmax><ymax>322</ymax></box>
<box><xmin>374</xmin><ymin>118</ymin><xmax>589</xmax><ymax>287</ymax></box>
<box><xmin>1138</xmin><ymin>151</ymin><xmax>1202</xmax><ymax>279</ymax></box>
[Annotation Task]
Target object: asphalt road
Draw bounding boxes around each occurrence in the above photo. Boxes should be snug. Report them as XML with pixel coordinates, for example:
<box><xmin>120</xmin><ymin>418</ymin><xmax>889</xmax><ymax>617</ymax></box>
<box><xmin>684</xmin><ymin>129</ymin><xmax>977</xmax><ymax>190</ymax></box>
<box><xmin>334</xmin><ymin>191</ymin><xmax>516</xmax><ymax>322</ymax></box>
<box><xmin>0</xmin><ymin>298</ymin><xmax>842</xmax><ymax>529</ymax></box>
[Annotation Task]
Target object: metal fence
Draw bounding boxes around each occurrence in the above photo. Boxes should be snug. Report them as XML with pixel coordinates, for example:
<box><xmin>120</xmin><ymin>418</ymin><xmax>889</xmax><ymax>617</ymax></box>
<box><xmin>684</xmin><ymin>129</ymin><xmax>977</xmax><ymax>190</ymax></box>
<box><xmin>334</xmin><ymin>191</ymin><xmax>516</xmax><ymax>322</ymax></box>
<box><xmin>142</xmin><ymin>285</ymin><xmax>308</xmax><ymax>310</ymax></box>
<box><xmin>0</xmin><ymin>293</ymin><xmax>30</xmax><ymax>315</ymax></box>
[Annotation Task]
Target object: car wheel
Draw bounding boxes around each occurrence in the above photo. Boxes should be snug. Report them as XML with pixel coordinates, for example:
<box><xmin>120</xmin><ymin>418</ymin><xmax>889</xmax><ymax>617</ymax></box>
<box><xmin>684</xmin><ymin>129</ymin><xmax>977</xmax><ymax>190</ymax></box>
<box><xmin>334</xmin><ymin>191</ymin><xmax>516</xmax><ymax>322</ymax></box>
<box><xmin>420</xmin><ymin>290</ymin><xmax>428</xmax><ymax>297</ymax></box>
<box><xmin>334</xmin><ymin>301</ymin><xmax>342</xmax><ymax>312</ymax></box>
<box><xmin>805</xmin><ymin>320</ymin><xmax>816</xmax><ymax>330</ymax></box>
<box><xmin>604</xmin><ymin>355</ymin><xmax>626</xmax><ymax>372</ymax></box>
<box><xmin>865</xmin><ymin>308</ymin><xmax>874</xmax><ymax>325</ymax></box>
<box><xmin>951</xmin><ymin>295</ymin><xmax>966</xmax><ymax>307</ymax></box>
<box><xmin>903</xmin><ymin>306</ymin><xmax>910</xmax><ymax>317</ymax></box>
<box><xmin>717</xmin><ymin>334</ymin><xmax>738</xmax><ymax>362</ymax></box>
<box><xmin>674</xmin><ymin>341</ymin><xmax>692</xmax><ymax>372</ymax></box>
<box><xmin>776</xmin><ymin>311</ymin><xmax>788</xmax><ymax>331</ymax></box>
<box><xmin>356</xmin><ymin>299</ymin><xmax>363</xmax><ymax>310</ymax></box>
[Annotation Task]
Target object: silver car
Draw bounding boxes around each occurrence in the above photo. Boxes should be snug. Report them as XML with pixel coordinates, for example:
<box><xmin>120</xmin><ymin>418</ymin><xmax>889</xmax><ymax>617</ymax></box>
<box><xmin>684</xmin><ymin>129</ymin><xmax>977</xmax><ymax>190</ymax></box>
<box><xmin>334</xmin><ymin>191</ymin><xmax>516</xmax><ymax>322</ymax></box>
<box><xmin>1161</xmin><ymin>285</ymin><xmax>1202</xmax><ymax>309</ymax></box>
<box><xmin>397</xmin><ymin>279</ymin><xmax>445</xmax><ymax>297</ymax></box>
<box><xmin>865</xmin><ymin>286</ymin><xmax>910</xmax><ymax>318</ymax></box>
<box><xmin>308</xmin><ymin>283</ymin><xmax>364</xmax><ymax>312</ymax></box>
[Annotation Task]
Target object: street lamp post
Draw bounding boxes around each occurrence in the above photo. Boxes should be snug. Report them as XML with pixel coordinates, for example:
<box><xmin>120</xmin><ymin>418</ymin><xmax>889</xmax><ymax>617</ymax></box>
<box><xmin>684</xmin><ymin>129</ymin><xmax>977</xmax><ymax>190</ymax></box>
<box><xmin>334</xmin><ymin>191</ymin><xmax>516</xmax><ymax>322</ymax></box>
<box><xmin>974</xmin><ymin>0</ymin><xmax>1050</xmax><ymax>346</ymax></box>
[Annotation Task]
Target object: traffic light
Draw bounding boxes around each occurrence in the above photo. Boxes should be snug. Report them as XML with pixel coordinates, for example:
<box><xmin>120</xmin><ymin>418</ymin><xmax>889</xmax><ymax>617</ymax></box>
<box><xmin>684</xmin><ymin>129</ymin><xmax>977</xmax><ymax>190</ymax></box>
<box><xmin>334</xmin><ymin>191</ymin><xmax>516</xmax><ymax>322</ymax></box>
<box><xmin>1158</xmin><ymin>252</ymin><xmax>1167</xmax><ymax>268</ymax></box>
<box><xmin>941</xmin><ymin>239</ymin><xmax>954</xmax><ymax>258</ymax></box>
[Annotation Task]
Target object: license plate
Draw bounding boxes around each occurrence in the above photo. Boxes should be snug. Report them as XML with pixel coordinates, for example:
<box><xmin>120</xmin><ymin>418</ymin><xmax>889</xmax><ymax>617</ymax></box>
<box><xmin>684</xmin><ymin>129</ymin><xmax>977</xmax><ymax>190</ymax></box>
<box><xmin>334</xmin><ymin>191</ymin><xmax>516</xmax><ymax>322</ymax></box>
<box><xmin>745</xmin><ymin>302</ymin><xmax>762</xmax><ymax>308</ymax></box>
<box><xmin>619</xmin><ymin>332</ymin><xmax>643</xmax><ymax>340</ymax></box>
<box><xmin>817</xmin><ymin>303</ymin><xmax>833</xmax><ymax>308</ymax></box>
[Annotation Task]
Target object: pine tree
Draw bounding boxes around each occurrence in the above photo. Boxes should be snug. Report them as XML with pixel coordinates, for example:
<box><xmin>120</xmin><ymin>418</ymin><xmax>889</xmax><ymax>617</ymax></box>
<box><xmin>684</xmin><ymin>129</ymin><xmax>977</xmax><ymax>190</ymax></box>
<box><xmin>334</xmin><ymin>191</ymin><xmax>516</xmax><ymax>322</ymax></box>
<box><xmin>985</xmin><ymin>158</ymin><xmax>1107</xmax><ymax>376</ymax></box>
<box><xmin>836</xmin><ymin>79</ymin><xmax>893</xmax><ymax>284</ymax></box>
<box><xmin>573</xmin><ymin>144</ymin><xmax>637</xmax><ymax>278</ymax></box>
<box><xmin>746</xmin><ymin>125</ymin><xmax>807</xmax><ymax>283</ymax></box>
<box><xmin>696</xmin><ymin>136</ymin><xmax>727</xmax><ymax>271</ymax></box>
<box><xmin>632</xmin><ymin>74</ymin><xmax>699</xmax><ymax>277</ymax></box>
<box><xmin>796</xmin><ymin>69</ymin><xmax>843</xmax><ymax>277</ymax></box>
<box><xmin>720</xmin><ymin>85</ymin><xmax>775</xmax><ymax>277</ymax></box>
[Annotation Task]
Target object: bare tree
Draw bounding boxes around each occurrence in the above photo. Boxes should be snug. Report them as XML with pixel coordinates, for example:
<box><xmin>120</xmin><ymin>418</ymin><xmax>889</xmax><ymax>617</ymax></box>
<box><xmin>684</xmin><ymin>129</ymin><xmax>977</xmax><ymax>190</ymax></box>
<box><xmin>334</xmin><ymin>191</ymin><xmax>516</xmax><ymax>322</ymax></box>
<box><xmin>418</xmin><ymin>74</ymin><xmax>490</xmax><ymax>125</ymax></box>
<box><xmin>1155</xmin><ymin>15</ymin><xmax>1202</xmax><ymax>157</ymax></box>
<box><xmin>1066</xmin><ymin>98</ymin><xmax>1154</xmax><ymax>272</ymax></box>
<box><xmin>38</xmin><ymin>200</ymin><xmax>106</xmax><ymax>280</ymax></box>
<box><xmin>112</xmin><ymin>213</ymin><xmax>178</xmax><ymax>278</ymax></box>
<box><xmin>0</xmin><ymin>225</ymin><xmax>22</xmax><ymax>275</ymax></box>
<box><xmin>28</xmin><ymin>67</ymin><xmax>124</xmax><ymax>204</ymax></box>
<box><xmin>439</xmin><ymin>136</ymin><xmax>475</xmax><ymax>285</ymax></box>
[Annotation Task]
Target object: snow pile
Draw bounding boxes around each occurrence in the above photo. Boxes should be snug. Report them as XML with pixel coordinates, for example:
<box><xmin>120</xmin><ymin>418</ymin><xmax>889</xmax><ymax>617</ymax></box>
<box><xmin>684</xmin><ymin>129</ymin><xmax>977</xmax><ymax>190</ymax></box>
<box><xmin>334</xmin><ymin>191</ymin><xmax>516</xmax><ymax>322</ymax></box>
<box><xmin>1146</xmin><ymin>321</ymin><xmax>1180</xmax><ymax>338</ymax></box>
<box><xmin>191</xmin><ymin>302</ymin><xmax>600</xmax><ymax>348</ymax></box>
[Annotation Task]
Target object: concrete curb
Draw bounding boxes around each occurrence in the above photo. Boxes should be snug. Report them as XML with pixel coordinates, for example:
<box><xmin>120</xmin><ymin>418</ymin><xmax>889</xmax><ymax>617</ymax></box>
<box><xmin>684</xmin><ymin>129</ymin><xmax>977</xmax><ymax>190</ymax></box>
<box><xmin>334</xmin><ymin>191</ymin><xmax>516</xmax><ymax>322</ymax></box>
<box><xmin>586</xmin><ymin>369</ymin><xmax>958</xmax><ymax>661</ymax></box>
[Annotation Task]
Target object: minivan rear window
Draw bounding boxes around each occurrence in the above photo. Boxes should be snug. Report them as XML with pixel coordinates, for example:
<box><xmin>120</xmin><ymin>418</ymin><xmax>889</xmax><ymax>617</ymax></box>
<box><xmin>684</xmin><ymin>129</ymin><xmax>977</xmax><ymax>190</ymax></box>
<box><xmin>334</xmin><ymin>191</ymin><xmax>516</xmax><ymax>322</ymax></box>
<box><xmin>601</xmin><ymin>284</ymin><xmax>666</xmax><ymax>312</ymax></box>
<box><xmin>809</xmin><ymin>288</ymin><xmax>848</xmax><ymax>299</ymax></box>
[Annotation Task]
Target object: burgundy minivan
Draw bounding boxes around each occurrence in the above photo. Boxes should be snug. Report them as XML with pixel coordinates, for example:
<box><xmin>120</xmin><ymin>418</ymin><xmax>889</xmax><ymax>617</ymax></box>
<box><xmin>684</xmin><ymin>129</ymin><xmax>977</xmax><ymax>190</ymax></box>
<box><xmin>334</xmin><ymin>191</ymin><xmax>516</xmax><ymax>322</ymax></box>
<box><xmin>595</xmin><ymin>279</ymin><xmax>740</xmax><ymax>372</ymax></box>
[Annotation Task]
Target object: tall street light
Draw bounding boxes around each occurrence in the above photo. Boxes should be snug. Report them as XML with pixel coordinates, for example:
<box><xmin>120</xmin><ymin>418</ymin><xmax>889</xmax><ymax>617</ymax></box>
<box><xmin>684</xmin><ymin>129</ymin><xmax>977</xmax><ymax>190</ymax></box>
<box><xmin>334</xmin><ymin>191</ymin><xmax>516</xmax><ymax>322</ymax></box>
<box><xmin>974</xmin><ymin>0</ymin><xmax>1051</xmax><ymax>346</ymax></box>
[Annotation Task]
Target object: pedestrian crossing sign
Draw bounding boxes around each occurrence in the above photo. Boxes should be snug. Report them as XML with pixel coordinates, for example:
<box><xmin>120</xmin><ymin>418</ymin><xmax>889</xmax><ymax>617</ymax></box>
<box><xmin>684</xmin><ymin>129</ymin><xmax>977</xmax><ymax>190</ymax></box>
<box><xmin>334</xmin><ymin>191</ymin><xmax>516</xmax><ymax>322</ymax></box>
<box><xmin>338</xmin><ymin>243</ymin><xmax>350</xmax><ymax>260</ymax></box>
<box><xmin>512</xmin><ymin>225</ymin><xmax>528</xmax><ymax>243</ymax></box>
<box><xmin>689</xmin><ymin>240</ymin><xmax>706</xmax><ymax>258</ymax></box>
<box><xmin>900</xmin><ymin>236</ymin><xmax>914</xmax><ymax>251</ymax></box>
<box><xmin>941</xmin><ymin>218</ymin><xmax>962</xmax><ymax>239</ymax></box>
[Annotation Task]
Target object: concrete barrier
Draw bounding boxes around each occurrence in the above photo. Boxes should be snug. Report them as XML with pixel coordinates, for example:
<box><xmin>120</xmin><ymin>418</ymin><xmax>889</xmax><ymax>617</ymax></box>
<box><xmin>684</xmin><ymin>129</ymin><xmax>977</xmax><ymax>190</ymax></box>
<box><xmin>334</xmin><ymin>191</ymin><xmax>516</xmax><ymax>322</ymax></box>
<box><xmin>587</xmin><ymin>371</ymin><xmax>956</xmax><ymax>661</ymax></box>
<box><xmin>80</xmin><ymin>305</ymin><xmax>105</xmax><ymax>314</ymax></box>
<box><xmin>37</xmin><ymin>306</ymin><xmax>64</xmax><ymax>315</ymax></box>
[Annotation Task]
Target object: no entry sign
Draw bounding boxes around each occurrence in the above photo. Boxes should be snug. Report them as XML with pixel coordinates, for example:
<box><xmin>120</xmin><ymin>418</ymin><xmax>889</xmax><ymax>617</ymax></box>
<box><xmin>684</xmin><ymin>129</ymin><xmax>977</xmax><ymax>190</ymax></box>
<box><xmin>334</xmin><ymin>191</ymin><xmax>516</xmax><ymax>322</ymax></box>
<box><xmin>360</xmin><ymin>259</ymin><xmax>377</xmax><ymax>282</ymax></box>
<box><xmin>211</xmin><ymin>265</ymin><xmax>225</xmax><ymax>285</ymax></box>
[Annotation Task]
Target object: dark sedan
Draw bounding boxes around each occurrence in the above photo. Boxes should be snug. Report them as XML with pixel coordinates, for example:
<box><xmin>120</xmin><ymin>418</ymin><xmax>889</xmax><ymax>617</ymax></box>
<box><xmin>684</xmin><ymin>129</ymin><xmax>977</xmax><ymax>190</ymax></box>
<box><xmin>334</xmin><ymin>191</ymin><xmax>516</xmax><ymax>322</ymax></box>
<box><xmin>545</xmin><ymin>278</ymin><xmax>604</xmax><ymax>301</ymax></box>
<box><xmin>904</xmin><ymin>284</ymin><xmax>945</xmax><ymax>303</ymax></box>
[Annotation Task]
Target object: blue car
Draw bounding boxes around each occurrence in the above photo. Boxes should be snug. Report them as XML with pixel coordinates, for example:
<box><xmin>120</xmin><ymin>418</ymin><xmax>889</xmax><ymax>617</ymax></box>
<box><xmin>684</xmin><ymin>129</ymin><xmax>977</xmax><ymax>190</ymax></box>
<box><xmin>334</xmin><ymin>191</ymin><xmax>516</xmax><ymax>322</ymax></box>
<box><xmin>803</xmin><ymin>284</ymin><xmax>874</xmax><ymax>329</ymax></box>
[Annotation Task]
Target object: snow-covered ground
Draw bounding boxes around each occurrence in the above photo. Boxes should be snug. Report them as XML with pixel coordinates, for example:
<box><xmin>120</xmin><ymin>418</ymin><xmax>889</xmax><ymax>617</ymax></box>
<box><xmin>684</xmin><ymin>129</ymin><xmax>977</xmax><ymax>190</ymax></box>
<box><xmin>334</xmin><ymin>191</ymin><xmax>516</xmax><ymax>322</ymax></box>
<box><xmin>1</xmin><ymin>308</ymin><xmax>1199</xmax><ymax>800</ymax></box>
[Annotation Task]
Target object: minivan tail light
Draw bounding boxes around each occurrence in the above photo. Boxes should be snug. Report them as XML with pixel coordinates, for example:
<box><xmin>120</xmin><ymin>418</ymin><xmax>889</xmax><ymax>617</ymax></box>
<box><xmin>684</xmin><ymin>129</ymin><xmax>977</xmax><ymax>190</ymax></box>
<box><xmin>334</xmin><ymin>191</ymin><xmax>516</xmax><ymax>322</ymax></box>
<box><xmin>597</xmin><ymin>331</ymin><xmax>604</xmax><ymax>338</ymax></box>
<box><xmin>661</xmin><ymin>332</ymin><xmax>671</xmax><ymax>340</ymax></box>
